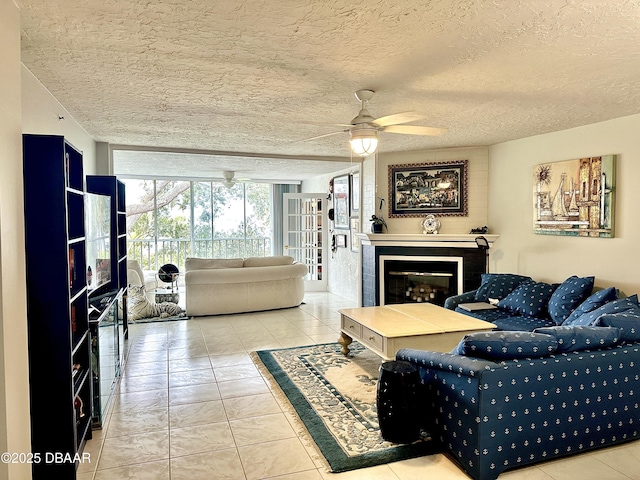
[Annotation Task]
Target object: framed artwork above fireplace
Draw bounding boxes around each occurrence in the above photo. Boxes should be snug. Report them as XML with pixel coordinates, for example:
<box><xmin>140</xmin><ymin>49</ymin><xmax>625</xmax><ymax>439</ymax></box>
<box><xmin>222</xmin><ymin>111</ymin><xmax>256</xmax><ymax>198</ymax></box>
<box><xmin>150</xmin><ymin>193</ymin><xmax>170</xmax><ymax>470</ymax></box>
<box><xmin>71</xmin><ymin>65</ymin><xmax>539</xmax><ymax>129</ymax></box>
<box><xmin>388</xmin><ymin>160</ymin><xmax>468</xmax><ymax>217</ymax></box>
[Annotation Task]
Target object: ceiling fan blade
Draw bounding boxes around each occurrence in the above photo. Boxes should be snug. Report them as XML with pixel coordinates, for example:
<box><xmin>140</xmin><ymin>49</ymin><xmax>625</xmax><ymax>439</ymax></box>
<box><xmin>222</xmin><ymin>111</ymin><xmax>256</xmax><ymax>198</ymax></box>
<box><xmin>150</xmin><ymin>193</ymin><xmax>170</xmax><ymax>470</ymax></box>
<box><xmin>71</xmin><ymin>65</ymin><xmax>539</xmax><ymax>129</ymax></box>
<box><xmin>382</xmin><ymin>125</ymin><xmax>447</xmax><ymax>136</ymax></box>
<box><xmin>292</xmin><ymin>130</ymin><xmax>347</xmax><ymax>143</ymax></box>
<box><xmin>372</xmin><ymin>112</ymin><xmax>426</xmax><ymax>127</ymax></box>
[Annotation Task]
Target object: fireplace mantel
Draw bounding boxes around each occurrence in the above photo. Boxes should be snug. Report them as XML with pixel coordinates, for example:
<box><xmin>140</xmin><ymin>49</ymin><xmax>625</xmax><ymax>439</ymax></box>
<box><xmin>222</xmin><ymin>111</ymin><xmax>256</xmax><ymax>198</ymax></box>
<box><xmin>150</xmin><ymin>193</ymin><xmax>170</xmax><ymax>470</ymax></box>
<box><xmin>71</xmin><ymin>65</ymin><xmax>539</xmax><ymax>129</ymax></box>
<box><xmin>357</xmin><ymin>233</ymin><xmax>499</xmax><ymax>249</ymax></box>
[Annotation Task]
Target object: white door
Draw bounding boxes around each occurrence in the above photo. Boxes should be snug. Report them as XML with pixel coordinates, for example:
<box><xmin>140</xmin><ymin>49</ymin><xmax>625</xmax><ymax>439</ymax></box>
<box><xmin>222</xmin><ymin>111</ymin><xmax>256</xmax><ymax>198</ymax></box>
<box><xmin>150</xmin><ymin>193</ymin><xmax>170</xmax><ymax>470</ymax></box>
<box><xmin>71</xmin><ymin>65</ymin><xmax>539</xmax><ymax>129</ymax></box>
<box><xmin>283</xmin><ymin>193</ymin><xmax>327</xmax><ymax>291</ymax></box>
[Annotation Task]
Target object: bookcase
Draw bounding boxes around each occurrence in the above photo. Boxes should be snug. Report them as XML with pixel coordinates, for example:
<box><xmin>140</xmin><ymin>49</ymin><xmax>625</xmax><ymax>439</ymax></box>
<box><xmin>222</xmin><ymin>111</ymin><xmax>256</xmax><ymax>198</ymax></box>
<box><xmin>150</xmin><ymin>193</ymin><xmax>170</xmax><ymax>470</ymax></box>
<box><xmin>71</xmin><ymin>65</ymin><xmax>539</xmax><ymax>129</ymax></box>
<box><xmin>22</xmin><ymin>134</ymin><xmax>92</xmax><ymax>479</ymax></box>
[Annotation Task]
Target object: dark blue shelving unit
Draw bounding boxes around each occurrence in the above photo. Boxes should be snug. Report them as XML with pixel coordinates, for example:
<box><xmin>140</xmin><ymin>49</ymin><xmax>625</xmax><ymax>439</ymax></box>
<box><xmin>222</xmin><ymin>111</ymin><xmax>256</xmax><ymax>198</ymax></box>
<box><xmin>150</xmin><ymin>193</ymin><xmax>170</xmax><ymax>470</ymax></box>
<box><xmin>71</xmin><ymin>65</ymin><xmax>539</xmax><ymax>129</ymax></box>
<box><xmin>22</xmin><ymin>134</ymin><xmax>92</xmax><ymax>479</ymax></box>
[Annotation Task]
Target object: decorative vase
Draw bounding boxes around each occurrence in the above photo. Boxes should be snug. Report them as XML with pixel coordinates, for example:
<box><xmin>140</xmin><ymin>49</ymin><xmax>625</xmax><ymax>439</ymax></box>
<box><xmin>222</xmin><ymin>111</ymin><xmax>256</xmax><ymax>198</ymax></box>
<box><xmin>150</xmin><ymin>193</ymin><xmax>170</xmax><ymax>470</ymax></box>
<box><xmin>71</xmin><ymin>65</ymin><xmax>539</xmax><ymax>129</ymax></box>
<box><xmin>371</xmin><ymin>223</ymin><xmax>383</xmax><ymax>233</ymax></box>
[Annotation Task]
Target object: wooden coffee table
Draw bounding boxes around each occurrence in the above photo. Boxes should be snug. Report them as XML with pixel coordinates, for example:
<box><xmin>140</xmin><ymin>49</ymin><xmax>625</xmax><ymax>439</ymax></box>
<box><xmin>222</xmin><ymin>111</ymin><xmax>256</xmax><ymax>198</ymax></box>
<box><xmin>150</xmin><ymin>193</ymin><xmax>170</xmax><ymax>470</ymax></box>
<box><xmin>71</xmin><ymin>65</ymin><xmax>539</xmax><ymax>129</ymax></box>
<box><xmin>338</xmin><ymin>303</ymin><xmax>496</xmax><ymax>360</ymax></box>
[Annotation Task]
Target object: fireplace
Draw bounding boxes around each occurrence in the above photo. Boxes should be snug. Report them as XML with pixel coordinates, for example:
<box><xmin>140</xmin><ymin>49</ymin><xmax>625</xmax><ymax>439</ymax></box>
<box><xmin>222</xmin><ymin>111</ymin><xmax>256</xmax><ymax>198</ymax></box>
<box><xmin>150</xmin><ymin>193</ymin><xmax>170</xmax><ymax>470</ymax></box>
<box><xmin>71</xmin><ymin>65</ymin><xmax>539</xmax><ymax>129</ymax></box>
<box><xmin>381</xmin><ymin>256</ymin><xmax>463</xmax><ymax>306</ymax></box>
<box><xmin>357</xmin><ymin>233</ymin><xmax>498</xmax><ymax>307</ymax></box>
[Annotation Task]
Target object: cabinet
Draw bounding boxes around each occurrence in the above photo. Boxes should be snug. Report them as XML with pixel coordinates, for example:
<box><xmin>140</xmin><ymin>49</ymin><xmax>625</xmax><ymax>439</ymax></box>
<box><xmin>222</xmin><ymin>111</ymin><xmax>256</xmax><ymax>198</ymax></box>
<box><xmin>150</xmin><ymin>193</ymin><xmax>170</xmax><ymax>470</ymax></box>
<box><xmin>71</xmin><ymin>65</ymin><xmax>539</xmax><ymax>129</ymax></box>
<box><xmin>22</xmin><ymin>134</ymin><xmax>92</xmax><ymax>479</ymax></box>
<box><xmin>86</xmin><ymin>176</ymin><xmax>128</xmax><ymax>426</ymax></box>
<box><xmin>89</xmin><ymin>289</ymin><xmax>124</xmax><ymax>427</ymax></box>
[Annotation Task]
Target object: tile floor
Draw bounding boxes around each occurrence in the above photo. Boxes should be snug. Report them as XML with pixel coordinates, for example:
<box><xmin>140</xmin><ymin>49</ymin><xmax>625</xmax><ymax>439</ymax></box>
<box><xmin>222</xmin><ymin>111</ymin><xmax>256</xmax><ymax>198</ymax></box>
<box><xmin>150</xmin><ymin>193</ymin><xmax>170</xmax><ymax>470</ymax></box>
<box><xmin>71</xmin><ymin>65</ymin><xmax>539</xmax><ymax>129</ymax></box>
<box><xmin>78</xmin><ymin>292</ymin><xmax>640</xmax><ymax>480</ymax></box>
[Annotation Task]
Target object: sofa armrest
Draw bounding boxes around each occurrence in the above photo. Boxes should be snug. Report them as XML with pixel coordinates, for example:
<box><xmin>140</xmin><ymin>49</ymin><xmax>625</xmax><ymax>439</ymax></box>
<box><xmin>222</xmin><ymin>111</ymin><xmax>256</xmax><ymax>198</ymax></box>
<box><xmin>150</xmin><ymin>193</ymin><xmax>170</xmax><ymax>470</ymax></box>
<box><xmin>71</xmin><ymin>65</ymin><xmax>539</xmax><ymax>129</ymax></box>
<box><xmin>396</xmin><ymin>348</ymin><xmax>497</xmax><ymax>376</ymax></box>
<box><xmin>443</xmin><ymin>289</ymin><xmax>478</xmax><ymax>310</ymax></box>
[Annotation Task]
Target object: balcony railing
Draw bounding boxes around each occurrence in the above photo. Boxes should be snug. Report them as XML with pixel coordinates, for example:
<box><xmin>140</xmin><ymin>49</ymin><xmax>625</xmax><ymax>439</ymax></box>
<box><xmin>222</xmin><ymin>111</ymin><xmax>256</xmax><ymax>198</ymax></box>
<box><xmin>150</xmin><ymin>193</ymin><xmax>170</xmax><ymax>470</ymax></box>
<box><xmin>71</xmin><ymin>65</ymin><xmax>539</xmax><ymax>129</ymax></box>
<box><xmin>128</xmin><ymin>237</ymin><xmax>272</xmax><ymax>271</ymax></box>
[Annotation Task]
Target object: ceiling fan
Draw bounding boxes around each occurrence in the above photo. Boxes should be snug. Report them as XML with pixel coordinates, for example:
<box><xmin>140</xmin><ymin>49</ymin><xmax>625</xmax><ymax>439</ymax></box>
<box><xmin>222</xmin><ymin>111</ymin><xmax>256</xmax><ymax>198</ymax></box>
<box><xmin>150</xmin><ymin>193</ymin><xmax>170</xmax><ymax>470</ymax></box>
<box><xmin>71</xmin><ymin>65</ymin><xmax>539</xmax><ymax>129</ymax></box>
<box><xmin>221</xmin><ymin>170</ymin><xmax>236</xmax><ymax>188</ymax></box>
<box><xmin>301</xmin><ymin>90</ymin><xmax>447</xmax><ymax>157</ymax></box>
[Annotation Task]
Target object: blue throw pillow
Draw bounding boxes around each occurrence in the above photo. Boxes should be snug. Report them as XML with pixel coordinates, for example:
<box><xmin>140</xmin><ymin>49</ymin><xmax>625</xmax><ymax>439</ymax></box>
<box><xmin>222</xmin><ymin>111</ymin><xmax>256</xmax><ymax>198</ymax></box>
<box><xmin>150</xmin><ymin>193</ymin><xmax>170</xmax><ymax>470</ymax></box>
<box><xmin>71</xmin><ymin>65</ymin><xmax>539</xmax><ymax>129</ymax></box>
<box><xmin>596</xmin><ymin>309</ymin><xmax>640</xmax><ymax>343</ymax></box>
<box><xmin>452</xmin><ymin>331</ymin><xmax>557</xmax><ymax>359</ymax></box>
<box><xmin>562</xmin><ymin>287</ymin><xmax>617</xmax><ymax>325</ymax></box>
<box><xmin>474</xmin><ymin>273</ymin><xmax>531</xmax><ymax>302</ymax></box>
<box><xmin>563</xmin><ymin>295</ymin><xmax>639</xmax><ymax>326</ymax></box>
<box><xmin>498</xmin><ymin>281</ymin><xmax>557</xmax><ymax>319</ymax></box>
<box><xmin>534</xmin><ymin>325</ymin><xmax>620</xmax><ymax>352</ymax></box>
<box><xmin>547</xmin><ymin>276</ymin><xmax>594</xmax><ymax>325</ymax></box>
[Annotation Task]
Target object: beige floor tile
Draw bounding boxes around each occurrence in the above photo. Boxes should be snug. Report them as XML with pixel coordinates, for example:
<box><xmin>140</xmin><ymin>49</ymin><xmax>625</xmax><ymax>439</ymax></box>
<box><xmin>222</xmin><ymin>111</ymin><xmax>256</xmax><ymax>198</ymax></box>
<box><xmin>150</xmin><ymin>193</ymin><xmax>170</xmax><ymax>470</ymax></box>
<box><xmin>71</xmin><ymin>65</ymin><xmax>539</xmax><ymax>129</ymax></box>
<box><xmin>169</xmin><ymin>382</ymin><xmax>221</xmax><ymax>405</ymax></box>
<box><xmin>222</xmin><ymin>392</ymin><xmax>282</xmax><ymax>420</ymax></box>
<box><xmin>271</xmin><ymin>470</ymin><xmax>324</xmax><ymax>480</ymax></box>
<box><xmin>536</xmin><ymin>453</ymin><xmax>630</xmax><ymax>480</ymax></box>
<box><xmin>93</xmin><ymin>459</ymin><xmax>170</xmax><ymax>480</ymax></box>
<box><xmin>118</xmin><ymin>372</ymin><xmax>168</xmax><ymax>393</ymax></box>
<box><xmin>237</xmin><ymin>437</ymin><xmax>316</xmax><ymax>480</ymax></box>
<box><xmin>97</xmin><ymin>431</ymin><xmax>169</xmax><ymax>470</ymax></box>
<box><xmin>123</xmin><ymin>360</ymin><xmax>168</xmax><ymax>377</ymax></box>
<box><xmin>209</xmin><ymin>352</ymin><xmax>253</xmax><ymax>368</ymax></box>
<box><xmin>169</xmin><ymin>356</ymin><xmax>212</xmax><ymax>373</ymax></box>
<box><xmin>217</xmin><ymin>376</ymin><xmax>270</xmax><ymax>399</ymax></box>
<box><xmin>112</xmin><ymin>389</ymin><xmax>169</xmax><ymax>414</ymax></box>
<box><xmin>170</xmin><ymin>399</ymin><xmax>227</xmax><ymax>428</ymax></box>
<box><xmin>206</xmin><ymin>342</ymin><xmax>247</xmax><ymax>355</ymax></box>
<box><xmin>213</xmin><ymin>363</ymin><xmax>260</xmax><ymax>382</ymax></box>
<box><xmin>230</xmin><ymin>412</ymin><xmax>296</xmax><ymax>446</ymax></box>
<box><xmin>202</xmin><ymin>332</ymin><xmax>244</xmax><ymax>346</ymax></box>
<box><xmin>168</xmin><ymin>344</ymin><xmax>210</xmax><ymax>360</ymax></box>
<box><xmin>106</xmin><ymin>407</ymin><xmax>169</xmax><ymax>437</ymax></box>
<box><xmin>170</xmin><ymin>421</ymin><xmax>236</xmax><ymax>457</ymax></box>
<box><xmin>126</xmin><ymin>350</ymin><xmax>168</xmax><ymax>364</ymax></box>
<box><xmin>169</xmin><ymin>368</ymin><xmax>216</xmax><ymax>388</ymax></box>
<box><xmin>168</xmin><ymin>337</ymin><xmax>207</xmax><ymax>350</ymax></box>
<box><xmin>387</xmin><ymin>454</ymin><xmax>474</xmax><ymax>480</ymax></box>
<box><xmin>591</xmin><ymin>441</ymin><xmax>640</xmax><ymax>480</ymax></box>
<box><xmin>170</xmin><ymin>448</ymin><xmax>245</xmax><ymax>480</ymax></box>
<box><xmin>241</xmin><ymin>339</ymin><xmax>282</xmax><ymax>351</ymax></box>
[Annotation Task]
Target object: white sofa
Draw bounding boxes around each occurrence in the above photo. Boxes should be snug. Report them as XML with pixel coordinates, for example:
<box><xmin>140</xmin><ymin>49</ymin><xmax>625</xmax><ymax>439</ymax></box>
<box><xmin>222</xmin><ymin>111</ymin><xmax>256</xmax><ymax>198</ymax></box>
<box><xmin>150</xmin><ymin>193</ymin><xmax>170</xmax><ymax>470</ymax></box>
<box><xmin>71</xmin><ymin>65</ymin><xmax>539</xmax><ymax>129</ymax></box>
<box><xmin>185</xmin><ymin>256</ymin><xmax>307</xmax><ymax>316</ymax></box>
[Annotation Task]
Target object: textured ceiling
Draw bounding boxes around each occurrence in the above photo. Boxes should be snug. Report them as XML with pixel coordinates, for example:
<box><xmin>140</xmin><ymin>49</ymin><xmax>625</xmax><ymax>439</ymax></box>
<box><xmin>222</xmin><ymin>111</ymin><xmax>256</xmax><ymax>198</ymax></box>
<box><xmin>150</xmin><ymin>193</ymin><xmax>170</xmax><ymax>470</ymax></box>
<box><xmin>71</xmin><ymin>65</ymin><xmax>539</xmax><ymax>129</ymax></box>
<box><xmin>17</xmin><ymin>0</ymin><xmax>640</xmax><ymax>181</ymax></box>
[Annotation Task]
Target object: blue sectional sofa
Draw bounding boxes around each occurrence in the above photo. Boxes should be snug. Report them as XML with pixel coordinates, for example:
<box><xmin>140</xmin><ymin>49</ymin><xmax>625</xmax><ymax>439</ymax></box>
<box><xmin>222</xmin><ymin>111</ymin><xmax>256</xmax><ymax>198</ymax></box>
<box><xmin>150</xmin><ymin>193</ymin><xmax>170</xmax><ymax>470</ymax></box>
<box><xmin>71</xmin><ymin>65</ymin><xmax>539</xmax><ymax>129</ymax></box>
<box><xmin>394</xmin><ymin>273</ymin><xmax>640</xmax><ymax>479</ymax></box>
<box><xmin>444</xmin><ymin>273</ymin><xmax>627</xmax><ymax>331</ymax></box>
<box><xmin>397</xmin><ymin>324</ymin><xmax>640</xmax><ymax>480</ymax></box>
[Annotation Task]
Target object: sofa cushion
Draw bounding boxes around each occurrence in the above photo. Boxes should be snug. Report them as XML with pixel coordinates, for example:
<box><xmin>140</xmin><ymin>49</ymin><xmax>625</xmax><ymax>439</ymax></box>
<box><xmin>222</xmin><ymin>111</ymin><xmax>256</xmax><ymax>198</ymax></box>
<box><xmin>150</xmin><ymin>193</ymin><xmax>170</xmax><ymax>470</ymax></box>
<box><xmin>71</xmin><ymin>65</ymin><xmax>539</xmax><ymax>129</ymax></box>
<box><xmin>547</xmin><ymin>275</ymin><xmax>595</xmax><ymax>325</ymax></box>
<box><xmin>185</xmin><ymin>257</ymin><xmax>243</xmax><ymax>271</ymax></box>
<box><xmin>243</xmin><ymin>256</ymin><xmax>294</xmax><ymax>267</ymax></box>
<box><xmin>562</xmin><ymin>295</ymin><xmax>639</xmax><ymax>326</ymax></box>
<box><xmin>534</xmin><ymin>325</ymin><xmax>620</xmax><ymax>352</ymax></box>
<box><xmin>596</xmin><ymin>309</ymin><xmax>640</xmax><ymax>343</ymax></box>
<box><xmin>452</xmin><ymin>331</ymin><xmax>558</xmax><ymax>359</ymax></box>
<box><xmin>456</xmin><ymin>306</ymin><xmax>555</xmax><ymax>331</ymax></box>
<box><xmin>497</xmin><ymin>280</ymin><xmax>557</xmax><ymax>319</ymax></box>
<box><xmin>562</xmin><ymin>286</ymin><xmax>618</xmax><ymax>325</ymax></box>
<box><xmin>474</xmin><ymin>273</ymin><xmax>531</xmax><ymax>302</ymax></box>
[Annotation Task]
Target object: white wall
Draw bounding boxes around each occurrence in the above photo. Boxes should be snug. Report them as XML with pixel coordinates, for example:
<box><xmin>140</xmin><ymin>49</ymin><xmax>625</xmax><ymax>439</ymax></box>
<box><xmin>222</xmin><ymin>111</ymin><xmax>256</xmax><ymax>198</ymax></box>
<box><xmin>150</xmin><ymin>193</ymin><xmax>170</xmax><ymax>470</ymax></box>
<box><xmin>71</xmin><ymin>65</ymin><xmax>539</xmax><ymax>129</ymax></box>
<box><xmin>375</xmin><ymin>147</ymin><xmax>490</xmax><ymax>234</ymax></box>
<box><xmin>0</xmin><ymin>1</ymin><xmax>33</xmax><ymax>478</ymax></box>
<box><xmin>21</xmin><ymin>65</ymin><xmax>97</xmax><ymax>174</ymax></box>
<box><xmin>489</xmin><ymin>114</ymin><xmax>640</xmax><ymax>295</ymax></box>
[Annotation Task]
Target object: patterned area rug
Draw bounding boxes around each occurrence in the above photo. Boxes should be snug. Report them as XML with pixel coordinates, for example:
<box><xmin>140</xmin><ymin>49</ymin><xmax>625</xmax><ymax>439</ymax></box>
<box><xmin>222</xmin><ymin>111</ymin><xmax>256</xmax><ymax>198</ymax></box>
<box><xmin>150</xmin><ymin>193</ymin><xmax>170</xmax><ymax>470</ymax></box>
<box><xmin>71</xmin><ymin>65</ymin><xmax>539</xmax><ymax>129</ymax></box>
<box><xmin>253</xmin><ymin>342</ymin><xmax>436</xmax><ymax>473</ymax></box>
<box><xmin>128</xmin><ymin>312</ymin><xmax>189</xmax><ymax>324</ymax></box>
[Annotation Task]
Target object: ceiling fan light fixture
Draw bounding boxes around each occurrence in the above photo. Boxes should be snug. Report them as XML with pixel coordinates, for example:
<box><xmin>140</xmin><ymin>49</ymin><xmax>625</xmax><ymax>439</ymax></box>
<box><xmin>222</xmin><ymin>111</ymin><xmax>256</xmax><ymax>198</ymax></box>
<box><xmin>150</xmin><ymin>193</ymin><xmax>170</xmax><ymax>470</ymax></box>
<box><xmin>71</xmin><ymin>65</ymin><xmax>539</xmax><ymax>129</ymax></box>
<box><xmin>349</xmin><ymin>127</ymin><xmax>378</xmax><ymax>157</ymax></box>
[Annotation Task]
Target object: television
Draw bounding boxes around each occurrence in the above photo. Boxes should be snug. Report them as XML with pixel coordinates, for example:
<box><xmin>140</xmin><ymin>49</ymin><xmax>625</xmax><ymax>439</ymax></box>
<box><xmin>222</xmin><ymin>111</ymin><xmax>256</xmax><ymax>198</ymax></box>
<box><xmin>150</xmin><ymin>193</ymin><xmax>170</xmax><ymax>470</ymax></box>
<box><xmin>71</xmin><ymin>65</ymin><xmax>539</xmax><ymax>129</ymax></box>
<box><xmin>85</xmin><ymin>192</ymin><xmax>111</xmax><ymax>293</ymax></box>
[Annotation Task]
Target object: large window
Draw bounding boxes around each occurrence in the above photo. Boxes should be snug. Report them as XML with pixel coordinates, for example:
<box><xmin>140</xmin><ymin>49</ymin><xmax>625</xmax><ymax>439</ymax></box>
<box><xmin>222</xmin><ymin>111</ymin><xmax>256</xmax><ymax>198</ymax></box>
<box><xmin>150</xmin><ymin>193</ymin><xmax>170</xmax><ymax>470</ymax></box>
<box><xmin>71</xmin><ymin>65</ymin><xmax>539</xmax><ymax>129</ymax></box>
<box><xmin>124</xmin><ymin>179</ymin><xmax>271</xmax><ymax>271</ymax></box>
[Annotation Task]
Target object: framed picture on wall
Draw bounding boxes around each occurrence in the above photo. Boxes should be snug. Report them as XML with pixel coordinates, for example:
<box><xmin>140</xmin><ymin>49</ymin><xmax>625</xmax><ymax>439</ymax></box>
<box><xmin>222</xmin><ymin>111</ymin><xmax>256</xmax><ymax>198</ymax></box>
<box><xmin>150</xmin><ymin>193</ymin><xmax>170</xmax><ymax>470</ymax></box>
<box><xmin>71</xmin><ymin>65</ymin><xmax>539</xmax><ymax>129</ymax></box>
<box><xmin>333</xmin><ymin>174</ymin><xmax>350</xmax><ymax>229</ymax></box>
<box><xmin>533</xmin><ymin>155</ymin><xmax>616</xmax><ymax>237</ymax></box>
<box><xmin>350</xmin><ymin>217</ymin><xmax>360</xmax><ymax>252</ymax></box>
<box><xmin>350</xmin><ymin>171</ymin><xmax>360</xmax><ymax>214</ymax></box>
<box><xmin>335</xmin><ymin>234</ymin><xmax>347</xmax><ymax>248</ymax></box>
<box><xmin>388</xmin><ymin>160</ymin><xmax>468</xmax><ymax>217</ymax></box>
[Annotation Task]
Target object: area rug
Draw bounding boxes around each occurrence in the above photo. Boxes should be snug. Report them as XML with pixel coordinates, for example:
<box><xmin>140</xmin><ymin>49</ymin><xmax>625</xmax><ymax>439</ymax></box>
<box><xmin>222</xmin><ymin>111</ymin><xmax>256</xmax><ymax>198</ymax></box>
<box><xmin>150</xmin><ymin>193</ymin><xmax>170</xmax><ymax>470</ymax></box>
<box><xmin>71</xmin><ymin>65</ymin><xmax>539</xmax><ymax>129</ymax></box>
<box><xmin>128</xmin><ymin>312</ymin><xmax>189</xmax><ymax>324</ymax></box>
<box><xmin>253</xmin><ymin>342</ymin><xmax>436</xmax><ymax>473</ymax></box>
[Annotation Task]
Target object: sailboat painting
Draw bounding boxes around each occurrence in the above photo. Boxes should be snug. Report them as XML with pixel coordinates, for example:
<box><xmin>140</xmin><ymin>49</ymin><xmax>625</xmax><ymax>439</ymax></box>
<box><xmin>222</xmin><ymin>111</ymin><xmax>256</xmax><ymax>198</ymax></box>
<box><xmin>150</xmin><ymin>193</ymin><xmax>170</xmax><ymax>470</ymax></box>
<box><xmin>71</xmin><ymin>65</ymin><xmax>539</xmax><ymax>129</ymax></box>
<box><xmin>533</xmin><ymin>155</ymin><xmax>616</xmax><ymax>237</ymax></box>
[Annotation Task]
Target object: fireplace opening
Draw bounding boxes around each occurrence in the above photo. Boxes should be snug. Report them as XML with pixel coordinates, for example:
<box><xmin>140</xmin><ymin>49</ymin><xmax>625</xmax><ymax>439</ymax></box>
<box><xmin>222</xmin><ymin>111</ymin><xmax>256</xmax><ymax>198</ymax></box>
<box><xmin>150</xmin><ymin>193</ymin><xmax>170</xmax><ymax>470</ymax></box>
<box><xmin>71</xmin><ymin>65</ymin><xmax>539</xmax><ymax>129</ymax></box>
<box><xmin>381</xmin><ymin>256</ymin><xmax>462</xmax><ymax>307</ymax></box>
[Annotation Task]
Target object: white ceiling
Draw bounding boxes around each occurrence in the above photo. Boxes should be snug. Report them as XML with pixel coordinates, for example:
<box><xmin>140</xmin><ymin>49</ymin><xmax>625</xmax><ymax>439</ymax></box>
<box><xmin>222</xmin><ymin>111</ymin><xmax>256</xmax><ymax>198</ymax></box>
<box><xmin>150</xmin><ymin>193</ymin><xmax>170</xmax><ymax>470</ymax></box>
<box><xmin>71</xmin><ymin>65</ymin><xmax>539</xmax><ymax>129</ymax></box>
<box><xmin>17</xmin><ymin>0</ymin><xmax>640</xmax><ymax>182</ymax></box>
